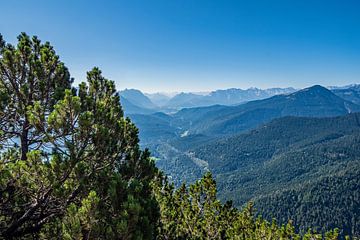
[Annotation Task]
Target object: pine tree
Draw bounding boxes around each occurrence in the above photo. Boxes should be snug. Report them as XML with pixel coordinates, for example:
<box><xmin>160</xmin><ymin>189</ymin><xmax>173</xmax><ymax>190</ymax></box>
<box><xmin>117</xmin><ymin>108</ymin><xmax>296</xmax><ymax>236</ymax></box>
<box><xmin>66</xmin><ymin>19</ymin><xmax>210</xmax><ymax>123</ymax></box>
<box><xmin>154</xmin><ymin>173</ymin><xmax>347</xmax><ymax>240</ymax></box>
<box><xmin>0</xmin><ymin>34</ymin><xmax>158</xmax><ymax>239</ymax></box>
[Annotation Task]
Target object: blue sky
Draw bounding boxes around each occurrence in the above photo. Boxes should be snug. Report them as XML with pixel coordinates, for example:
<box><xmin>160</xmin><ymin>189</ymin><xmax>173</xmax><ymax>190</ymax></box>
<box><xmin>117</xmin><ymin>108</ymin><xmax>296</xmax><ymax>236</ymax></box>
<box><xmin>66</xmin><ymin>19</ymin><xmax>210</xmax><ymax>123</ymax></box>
<box><xmin>1</xmin><ymin>0</ymin><xmax>359</xmax><ymax>92</ymax></box>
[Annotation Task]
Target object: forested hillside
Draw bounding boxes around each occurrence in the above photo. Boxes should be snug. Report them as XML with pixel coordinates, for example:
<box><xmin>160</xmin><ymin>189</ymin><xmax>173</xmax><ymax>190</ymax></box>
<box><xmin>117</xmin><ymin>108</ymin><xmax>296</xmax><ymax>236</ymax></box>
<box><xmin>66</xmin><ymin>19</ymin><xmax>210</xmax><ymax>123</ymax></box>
<box><xmin>193</xmin><ymin>113</ymin><xmax>360</xmax><ymax>236</ymax></box>
<box><xmin>256</xmin><ymin>162</ymin><xmax>360</xmax><ymax>238</ymax></box>
<box><xmin>123</xmin><ymin>87</ymin><xmax>296</xmax><ymax>111</ymax></box>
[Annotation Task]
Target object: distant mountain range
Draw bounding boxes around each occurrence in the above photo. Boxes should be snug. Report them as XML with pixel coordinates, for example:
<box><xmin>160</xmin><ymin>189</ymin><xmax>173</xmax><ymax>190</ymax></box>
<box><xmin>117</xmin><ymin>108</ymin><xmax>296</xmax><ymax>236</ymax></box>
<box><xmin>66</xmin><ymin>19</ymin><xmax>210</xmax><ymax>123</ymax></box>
<box><xmin>119</xmin><ymin>87</ymin><xmax>297</xmax><ymax>114</ymax></box>
<box><xmin>119</xmin><ymin>84</ymin><xmax>360</xmax><ymax>115</ymax></box>
<box><xmin>160</xmin><ymin>88</ymin><xmax>297</xmax><ymax>109</ymax></box>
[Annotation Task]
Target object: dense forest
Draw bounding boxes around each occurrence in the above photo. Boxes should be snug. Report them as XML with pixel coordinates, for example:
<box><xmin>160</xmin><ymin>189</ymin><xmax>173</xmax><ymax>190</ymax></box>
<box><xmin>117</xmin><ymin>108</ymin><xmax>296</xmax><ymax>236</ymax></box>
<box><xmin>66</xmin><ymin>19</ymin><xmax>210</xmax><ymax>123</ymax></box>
<box><xmin>0</xmin><ymin>33</ymin><xmax>357</xmax><ymax>239</ymax></box>
<box><xmin>255</xmin><ymin>161</ymin><xmax>360</xmax><ymax>238</ymax></box>
<box><xmin>193</xmin><ymin>115</ymin><xmax>360</xmax><ymax>237</ymax></box>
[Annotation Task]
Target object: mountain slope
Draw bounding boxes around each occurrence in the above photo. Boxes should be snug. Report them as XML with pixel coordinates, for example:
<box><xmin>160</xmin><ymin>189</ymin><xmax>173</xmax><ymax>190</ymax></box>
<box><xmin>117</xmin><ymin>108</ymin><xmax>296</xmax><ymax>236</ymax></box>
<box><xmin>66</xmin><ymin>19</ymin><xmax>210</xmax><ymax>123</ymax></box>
<box><xmin>255</xmin><ymin>162</ymin><xmax>360</xmax><ymax>236</ymax></box>
<box><xmin>165</xmin><ymin>92</ymin><xmax>207</xmax><ymax>108</ymax></box>
<box><xmin>191</xmin><ymin>113</ymin><xmax>360</xmax><ymax>236</ymax></box>
<box><xmin>119</xmin><ymin>89</ymin><xmax>158</xmax><ymax>109</ymax></box>
<box><xmin>129</xmin><ymin>112</ymin><xmax>178</xmax><ymax>142</ymax></box>
<box><xmin>120</xmin><ymin>96</ymin><xmax>157</xmax><ymax>115</ymax></box>
<box><xmin>145</xmin><ymin>92</ymin><xmax>172</xmax><ymax>107</ymax></box>
<box><xmin>332</xmin><ymin>84</ymin><xmax>360</xmax><ymax>105</ymax></box>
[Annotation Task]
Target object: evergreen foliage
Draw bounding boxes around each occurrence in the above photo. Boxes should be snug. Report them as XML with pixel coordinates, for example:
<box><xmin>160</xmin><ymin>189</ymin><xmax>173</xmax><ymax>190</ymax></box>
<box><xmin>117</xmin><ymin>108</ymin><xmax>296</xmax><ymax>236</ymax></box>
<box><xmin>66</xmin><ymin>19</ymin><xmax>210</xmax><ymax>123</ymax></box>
<box><xmin>153</xmin><ymin>173</ymin><xmax>347</xmax><ymax>240</ymax></box>
<box><xmin>0</xmin><ymin>33</ymin><xmax>158</xmax><ymax>239</ymax></box>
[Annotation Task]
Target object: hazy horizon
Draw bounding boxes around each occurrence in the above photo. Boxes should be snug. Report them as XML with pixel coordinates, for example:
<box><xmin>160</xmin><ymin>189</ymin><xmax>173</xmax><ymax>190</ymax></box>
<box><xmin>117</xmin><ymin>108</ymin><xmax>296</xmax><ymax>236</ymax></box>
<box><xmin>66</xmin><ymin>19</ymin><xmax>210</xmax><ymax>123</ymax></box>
<box><xmin>121</xmin><ymin>83</ymin><xmax>359</xmax><ymax>95</ymax></box>
<box><xmin>1</xmin><ymin>0</ymin><xmax>359</xmax><ymax>92</ymax></box>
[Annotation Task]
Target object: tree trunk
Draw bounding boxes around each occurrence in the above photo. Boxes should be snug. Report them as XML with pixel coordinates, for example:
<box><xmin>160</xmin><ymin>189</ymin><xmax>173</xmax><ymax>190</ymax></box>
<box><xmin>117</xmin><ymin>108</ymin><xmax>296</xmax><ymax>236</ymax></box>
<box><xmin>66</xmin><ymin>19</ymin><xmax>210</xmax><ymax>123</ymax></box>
<box><xmin>20</xmin><ymin>118</ymin><xmax>29</xmax><ymax>160</ymax></box>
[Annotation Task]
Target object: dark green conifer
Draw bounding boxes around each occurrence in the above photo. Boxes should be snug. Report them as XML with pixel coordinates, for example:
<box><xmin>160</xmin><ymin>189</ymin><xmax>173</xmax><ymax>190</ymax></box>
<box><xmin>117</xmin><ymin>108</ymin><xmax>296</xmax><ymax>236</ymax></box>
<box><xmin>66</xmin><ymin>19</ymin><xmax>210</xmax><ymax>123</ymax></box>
<box><xmin>0</xmin><ymin>34</ymin><xmax>158</xmax><ymax>239</ymax></box>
